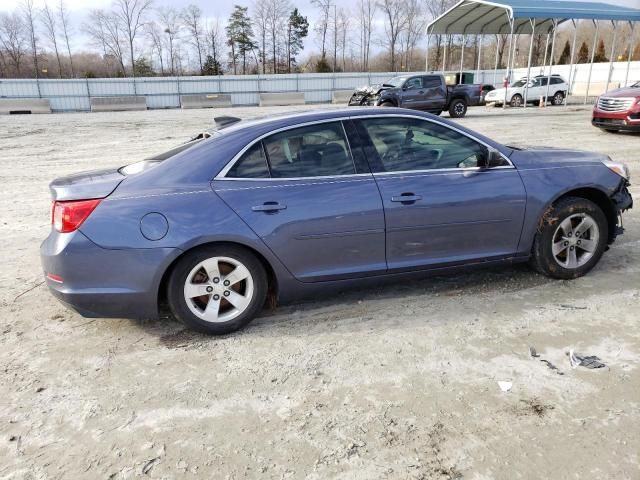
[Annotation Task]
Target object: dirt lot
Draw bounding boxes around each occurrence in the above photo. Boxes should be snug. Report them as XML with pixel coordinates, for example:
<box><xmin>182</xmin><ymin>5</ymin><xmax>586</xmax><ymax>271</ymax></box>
<box><xmin>1</xmin><ymin>105</ymin><xmax>639</xmax><ymax>480</ymax></box>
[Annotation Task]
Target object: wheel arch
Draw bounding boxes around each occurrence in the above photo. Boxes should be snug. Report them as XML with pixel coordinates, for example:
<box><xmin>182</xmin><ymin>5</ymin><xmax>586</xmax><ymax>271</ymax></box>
<box><xmin>549</xmin><ymin>187</ymin><xmax>617</xmax><ymax>243</ymax></box>
<box><xmin>157</xmin><ymin>240</ymin><xmax>279</xmax><ymax>309</ymax></box>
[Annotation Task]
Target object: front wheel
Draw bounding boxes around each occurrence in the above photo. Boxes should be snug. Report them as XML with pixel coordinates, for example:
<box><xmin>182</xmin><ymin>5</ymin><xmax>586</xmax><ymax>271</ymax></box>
<box><xmin>380</xmin><ymin>101</ymin><xmax>395</xmax><ymax>107</ymax></box>
<box><xmin>448</xmin><ymin>98</ymin><xmax>467</xmax><ymax>118</ymax></box>
<box><xmin>510</xmin><ymin>94</ymin><xmax>523</xmax><ymax>108</ymax></box>
<box><xmin>167</xmin><ymin>245</ymin><xmax>268</xmax><ymax>334</ymax></box>
<box><xmin>530</xmin><ymin>197</ymin><xmax>608</xmax><ymax>280</ymax></box>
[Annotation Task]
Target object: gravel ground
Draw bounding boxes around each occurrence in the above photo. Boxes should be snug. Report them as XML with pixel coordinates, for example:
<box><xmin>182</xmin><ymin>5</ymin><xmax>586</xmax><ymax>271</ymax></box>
<box><xmin>1</xmin><ymin>105</ymin><xmax>639</xmax><ymax>480</ymax></box>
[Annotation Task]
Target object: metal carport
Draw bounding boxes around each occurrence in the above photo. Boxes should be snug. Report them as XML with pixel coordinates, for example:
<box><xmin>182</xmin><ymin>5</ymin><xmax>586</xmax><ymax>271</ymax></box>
<box><xmin>426</xmin><ymin>0</ymin><xmax>640</xmax><ymax>107</ymax></box>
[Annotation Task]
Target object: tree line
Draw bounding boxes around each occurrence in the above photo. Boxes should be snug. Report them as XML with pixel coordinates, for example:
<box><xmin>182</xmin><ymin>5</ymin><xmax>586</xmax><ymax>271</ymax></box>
<box><xmin>1</xmin><ymin>0</ymin><xmax>639</xmax><ymax>79</ymax></box>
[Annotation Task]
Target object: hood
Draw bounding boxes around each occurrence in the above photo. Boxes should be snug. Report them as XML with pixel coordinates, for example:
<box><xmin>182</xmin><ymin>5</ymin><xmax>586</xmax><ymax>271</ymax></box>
<box><xmin>507</xmin><ymin>145</ymin><xmax>607</xmax><ymax>169</ymax></box>
<box><xmin>353</xmin><ymin>84</ymin><xmax>396</xmax><ymax>96</ymax></box>
<box><xmin>599</xmin><ymin>85</ymin><xmax>640</xmax><ymax>99</ymax></box>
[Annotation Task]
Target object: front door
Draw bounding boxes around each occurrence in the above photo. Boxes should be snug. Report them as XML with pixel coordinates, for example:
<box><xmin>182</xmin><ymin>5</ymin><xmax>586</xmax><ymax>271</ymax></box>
<box><xmin>213</xmin><ymin>120</ymin><xmax>386</xmax><ymax>282</ymax></box>
<box><xmin>399</xmin><ymin>76</ymin><xmax>429</xmax><ymax>110</ymax></box>
<box><xmin>354</xmin><ymin>116</ymin><xmax>527</xmax><ymax>271</ymax></box>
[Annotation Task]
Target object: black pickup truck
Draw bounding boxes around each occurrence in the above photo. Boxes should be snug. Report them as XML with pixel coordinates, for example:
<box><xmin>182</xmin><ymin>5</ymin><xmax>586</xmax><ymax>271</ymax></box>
<box><xmin>348</xmin><ymin>74</ymin><xmax>493</xmax><ymax>118</ymax></box>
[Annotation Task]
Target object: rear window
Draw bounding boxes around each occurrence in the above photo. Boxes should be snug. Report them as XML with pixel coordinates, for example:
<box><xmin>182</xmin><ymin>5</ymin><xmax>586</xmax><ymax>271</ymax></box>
<box><xmin>227</xmin><ymin>143</ymin><xmax>270</xmax><ymax>178</ymax></box>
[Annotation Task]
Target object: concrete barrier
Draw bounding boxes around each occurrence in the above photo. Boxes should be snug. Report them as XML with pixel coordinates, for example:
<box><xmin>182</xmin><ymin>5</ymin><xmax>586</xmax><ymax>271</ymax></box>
<box><xmin>90</xmin><ymin>96</ymin><xmax>147</xmax><ymax>112</ymax></box>
<box><xmin>0</xmin><ymin>98</ymin><xmax>51</xmax><ymax>114</ymax></box>
<box><xmin>332</xmin><ymin>90</ymin><xmax>354</xmax><ymax>104</ymax></box>
<box><xmin>180</xmin><ymin>94</ymin><xmax>232</xmax><ymax>109</ymax></box>
<box><xmin>259</xmin><ymin>92</ymin><xmax>305</xmax><ymax>107</ymax></box>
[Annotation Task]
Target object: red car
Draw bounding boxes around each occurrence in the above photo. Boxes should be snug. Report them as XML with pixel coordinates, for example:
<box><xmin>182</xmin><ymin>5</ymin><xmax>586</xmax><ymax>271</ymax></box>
<box><xmin>592</xmin><ymin>81</ymin><xmax>640</xmax><ymax>133</ymax></box>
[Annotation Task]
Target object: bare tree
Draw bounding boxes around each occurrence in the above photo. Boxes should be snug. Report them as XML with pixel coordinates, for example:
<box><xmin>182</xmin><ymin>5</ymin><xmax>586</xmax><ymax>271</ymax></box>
<box><xmin>267</xmin><ymin>0</ymin><xmax>290</xmax><ymax>73</ymax></box>
<box><xmin>58</xmin><ymin>0</ymin><xmax>75</xmax><ymax>77</ymax></box>
<box><xmin>112</xmin><ymin>0</ymin><xmax>153</xmax><ymax>77</ymax></box>
<box><xmin>22</xmin><ymin>0</ymin><xmax>40</xmax><ymax>78</ymax></box>
<box><xmin>356</xmin><ymin>0</ymin><xmax>375</xmax><ymax>71</ymax></box>
<box><xmin>0</xmin><ymin>12</ymin><xmax>28</xmax><ymax>75</ymax></box>
<box><xmin>206</xmin><ymin>18</ymin><xmax>224</xmax><ymax>74</ymax></box>
<box><xmin>312</xmin><ymin>0</ymin><xmax>331</xmax><ymax>59</ymax></box>
<box><xmin>253</xmin><ymin>0</ymin><xmax>269</xmax><ymax>73</ymax></box>
<box><xmin>400</xmin><ymin>0</ymin><xmax>426</xmax><ymax>71</ymax></box>
<box><xmin>425</xmin><ymin>0</ymin><xmax>455</xmax><ymax>69</ymax></box>
<box><xmin>156</xmin><ymin>7</ymin><xmax>180</xmax><ymax>75</ymax></box>
<box><xmin>41</xmin><ymin>2</ymin><xmax>63</xmax><ymax>77</ymax></box>
<box><xmin>181</xmin><ymin>4</ymin><xmax>204</xmax><ymax>74</ymax></box>
<box><xmin>146</xmin><ymin>20</ymin><xmax>165</xmax><ymax>74</ymax></box>
<box><xmin>378</xmin><ymin>0</ymin><xmax>407</xmax><ymax>71</ymax></box>
<box><xmin>84</xmin><ymin>9</ymin><xmax>127</xmax><ymax>74</ymax></box>
<box><xmin>336</xmin><ymin>8</ymin><xmax>350</xmax><ymax>71</ymax></box>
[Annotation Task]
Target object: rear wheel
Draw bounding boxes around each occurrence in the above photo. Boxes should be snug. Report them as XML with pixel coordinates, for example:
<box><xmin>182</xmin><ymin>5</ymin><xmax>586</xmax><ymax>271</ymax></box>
<box><xmin>448</xmin><ymin>98</ymin><xmax>467</xmax><ymax>118</ymax></box>
<box><xmin>552</xmin><ymin>91</ymin><xmax>565</xmax><ymax>106</ymax></box>
<box><xmin>510</xmin><ymin>94</ymin><xmax>523</xmax><ymax>108</ymax></box>
<box><xmin>530</xmin><ymin>197</ymin><xmax>608</xmax><ymax>280</ymax></box>
<box><xmin>167</xmin><ymin>245</ymin><xmax>267</xmax><ymax>334</ymax></box>
<box><xmin>380</xmin><ymin>101</ymin><xmax>395</xmax><ymax>107</ymax></box>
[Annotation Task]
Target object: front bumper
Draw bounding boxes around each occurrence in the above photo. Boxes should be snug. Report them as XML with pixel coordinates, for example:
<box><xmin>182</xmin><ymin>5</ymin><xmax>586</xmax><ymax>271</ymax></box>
<box><xmin>348</xmin><ymin>94</ymin><xmax>378</xmax><ymax>106</ymax></box>
<box><xmin>592</xmin><ymin>107</ymin><xmax>640</xmax><ymax>131</ymax></box>
<box><xmin>41</xmin><ymin>230</ymin><xmax>179</xmax><ymax>319</ymax></box>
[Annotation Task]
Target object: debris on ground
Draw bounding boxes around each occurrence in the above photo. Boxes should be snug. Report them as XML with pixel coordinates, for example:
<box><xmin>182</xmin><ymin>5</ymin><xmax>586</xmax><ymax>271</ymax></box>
<box><xmin>498</xmin><ymin>381</ymin><xmax>512</xmax><ymax>392</ymax></box>
<box><xmin>568</xmin><ymin>349</ymin><xmax>606</xmax><ymax>369</ymax></box>
<box><xmin>529</xmin><ymin>345</ymin><xmax>564</xmax><ymax>375</ymax></box>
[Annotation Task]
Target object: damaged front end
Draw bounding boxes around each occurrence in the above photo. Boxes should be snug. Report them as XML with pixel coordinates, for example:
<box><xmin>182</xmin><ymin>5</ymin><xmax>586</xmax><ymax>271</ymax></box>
<box><xmin>348</xmin><ymin>85</ymin><xmax>382</xmax><ymax>107</ymax></box>
<box><xmin>610</xmin><ymin>178</ymin><xmax>633</xmax><ymax>240</ymax></box>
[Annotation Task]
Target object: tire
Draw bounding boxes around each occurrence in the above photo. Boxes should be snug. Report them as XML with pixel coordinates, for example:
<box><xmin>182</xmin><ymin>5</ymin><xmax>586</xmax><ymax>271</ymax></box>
<box><xmin>448</xmin><ymin>98</ymin><xmax>467</xmax><ymax>118</ymax></box>
<box><xmin>510</xmin><ymin>94</ymin><xmax>523</xmax><ymax>108</ymax></box>
<box><xmin>380</xmin><ymin>101</ymin><xmax>395</xmax><ymax>107</ymax></box>
<box><xmin>551</xmin><ymin>91</ymin><xmax>565</xmax><ymax>106</ymax></box>
<box><xmin>530</xmin><ymin>197</ymin><xmax>608</xmax><ymax>280</ymax></box>
<box><xmin>167</xmin><ymin>245</ymin><xmax>268</xmax><ymax>334</ymax></box>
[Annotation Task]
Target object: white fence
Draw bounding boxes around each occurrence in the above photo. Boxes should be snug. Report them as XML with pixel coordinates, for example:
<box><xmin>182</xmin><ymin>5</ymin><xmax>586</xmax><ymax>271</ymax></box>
<box><xmin>0</xmin><ymin>61</ymin><xmax>638</xmax><ymax>112</ymax></box>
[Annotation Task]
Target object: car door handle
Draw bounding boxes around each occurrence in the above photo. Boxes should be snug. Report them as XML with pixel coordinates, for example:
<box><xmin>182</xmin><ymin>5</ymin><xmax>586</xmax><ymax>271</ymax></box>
<box><xmin>391</xmin><ymin>193</ymin><xmax>422</xmax><ymax>204</ymax></box>
<box><xmin>252</xmin><ymin>202</ymin><xmax>287</xmax><ymax>212</ymax></box>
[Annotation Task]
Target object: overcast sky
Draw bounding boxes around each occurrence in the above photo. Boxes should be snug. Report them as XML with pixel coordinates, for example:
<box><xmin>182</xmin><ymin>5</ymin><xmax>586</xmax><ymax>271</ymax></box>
<box><xmin>1</xmin><ymin>0</ymin><xmax>637</xmax><ymax>58</ymax></box>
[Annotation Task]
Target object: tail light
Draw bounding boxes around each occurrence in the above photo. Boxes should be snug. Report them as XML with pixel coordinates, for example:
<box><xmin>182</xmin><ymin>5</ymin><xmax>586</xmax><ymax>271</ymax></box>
<box><xmin>52</xmin><ymin>198</ymin><xmax>102</xmax><ymax>233</ymax></box>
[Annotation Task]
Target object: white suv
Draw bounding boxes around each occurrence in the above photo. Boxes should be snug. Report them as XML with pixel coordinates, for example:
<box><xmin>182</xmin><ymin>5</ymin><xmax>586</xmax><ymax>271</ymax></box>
<box><xmin>485</xmin><ymin>75</ymin><xmax>568</xmax><ymax>107</ymax></box>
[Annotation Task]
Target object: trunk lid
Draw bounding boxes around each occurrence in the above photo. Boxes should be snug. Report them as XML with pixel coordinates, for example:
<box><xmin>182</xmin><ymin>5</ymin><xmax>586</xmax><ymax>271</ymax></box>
<box><xmin>49</xmin><ymin>168</ymin><xmax>126</xmax><ymax>201</ymax></box>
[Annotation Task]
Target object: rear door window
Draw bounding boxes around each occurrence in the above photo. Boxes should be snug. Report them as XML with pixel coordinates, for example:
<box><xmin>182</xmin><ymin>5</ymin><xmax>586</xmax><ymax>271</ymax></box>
<box><xmin>226</xmin><ymin>143</ymin><xmax>270</xmax><ymax>178</ymax></box>
<box><xmin>423</xmin><ymin>76</ymin><xmax>442</xmax><ymax>88</ymax></box>
<box><xmin>263</xmin><ymin>122</ymin><xmax>356</xmax><ymax>178</ymax></box>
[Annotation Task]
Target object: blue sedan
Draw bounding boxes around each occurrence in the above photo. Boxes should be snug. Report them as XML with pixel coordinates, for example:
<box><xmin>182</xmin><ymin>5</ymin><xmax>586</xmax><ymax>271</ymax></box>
<box><xmin>41</xmin><ymin>108</ymin><xmax>633</xmax><ymax>334</ymax></box>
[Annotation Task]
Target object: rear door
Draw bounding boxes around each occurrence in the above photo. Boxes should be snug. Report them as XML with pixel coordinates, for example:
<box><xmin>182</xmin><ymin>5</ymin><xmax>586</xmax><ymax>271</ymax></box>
<box><xmin>422</xmin><ymin>75</ymin><xmax>447</xmax><ymax>112</ymax></box>
<box><xmin>354</xmin><ymin>115</ymin><xmax>527</xmax><ymax>271</ymax></box>
<box><xmin>213</xmin><ymin>120</ymin><xmax>386</xmax><ymax>282</ymax></box>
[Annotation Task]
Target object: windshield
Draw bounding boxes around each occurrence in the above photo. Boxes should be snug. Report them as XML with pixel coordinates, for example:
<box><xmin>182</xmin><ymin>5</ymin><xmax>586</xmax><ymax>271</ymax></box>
<box><xmin>632</xmin><ymin>81</ymin><xmax>640</xmax><ymax>88</ymax></box>
<box><xmin>383</xmin><ymin>76</ymin><xmax>407</xmax><ymax>88</ymax></box>
<box><xmin>511</xmin><ymin>79</ymin><xmax>528</xmax><ymax>87</ymax></box>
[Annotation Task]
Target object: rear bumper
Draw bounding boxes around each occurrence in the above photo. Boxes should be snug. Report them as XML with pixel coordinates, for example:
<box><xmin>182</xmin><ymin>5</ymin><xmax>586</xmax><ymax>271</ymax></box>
<box><xmin>40</xmin><ymin>230</ymin><xmax>180</xmax><ymax>319</ymax></box>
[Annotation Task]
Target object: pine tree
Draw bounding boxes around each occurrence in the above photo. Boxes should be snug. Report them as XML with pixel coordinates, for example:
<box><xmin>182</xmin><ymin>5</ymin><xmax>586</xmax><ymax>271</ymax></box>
<box><xmin>593</xmin><ymin>39</ymin><xmax>608</xmax><ymax>63</ymax></box>
<box><xmin>577</xmin><ymin>42</ymin><xmax>589</xmax><ymax>63</ymax></box>
<box><xmin>203</xmin><ymin>54</ymin><xmax>222</xmax><ymax>75</ymax></box>
<box><xmin>557</xmin><ymin>40</ymin><xmax>571</xmax><ymax>64</ymax></box>
<box><xmin>286</xmin><ymin>8</ymin><xmax>309</xmax><ymax>73</ymax></box>
<box><xmin>226</xmin><ymin>6</ymin><xmax>257</xmax><ymax>75</ymax></box>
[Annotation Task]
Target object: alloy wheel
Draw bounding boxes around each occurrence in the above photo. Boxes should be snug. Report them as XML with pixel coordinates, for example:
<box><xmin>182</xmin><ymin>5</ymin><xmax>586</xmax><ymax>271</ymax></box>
<box><xmin>551</xmin><ymin>213</ymin><xmax>600</xmax><ymax>269</ymax></box>
<box><xmin>183</xmin><ymin>256</ymin><xmax>254</xmax><ymax>323</ymax></box>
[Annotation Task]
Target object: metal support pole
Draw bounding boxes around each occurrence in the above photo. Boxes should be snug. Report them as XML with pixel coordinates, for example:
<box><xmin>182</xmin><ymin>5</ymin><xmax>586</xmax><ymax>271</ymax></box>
<box><xmin>585</xmin><ymin>20</ymin><xmax>599</xmax><ymax>104</ymax></box>
<box><xmin>425</xmin><ymin>29</ymin><xmax>431</xmax><ymax>71</ymax></box>
<box><xmin>476</xmin><ymin>34</ymin><xmax>483</xmax><ymax>79</ymax></box>
<box><xmin>545</xmin><ymin>20</ymin><xmax>558</xmax><ymax>106</ymax></box>
<box><xmin>442</xmin><ymin>35</ymin><xmax>448</xmax><ymax>72</ymax></box>
<box><xmin>605</xmin><ymin>20</ymin><xmax>618</xmax><ymax>92</ymax></box>
<box><xmin>541</xmin><ymin>32</ymin><xmax>550</xmax><ymax>75</ymax></box>
<box><xmin>460</xmin><ymin>36</ymin><xmax>465</xmax><ymax>80</ymax></box>
<box><xmin>566</xmin><ymin>19</ymin><xmax>578</xmax><ymax>106</ymax></box>
<box><xmin>524</xmin><ymin>19</ymin><xmax>536</xmax><ymax>108</ymax></box>
<box><xmin>503</xmin><ymin>20</ymin><xmax>515</xmax><ymax>109</ymax></box>
<box><xmin>493</xmin><ymin>35</ymin><xmax>500</xmax><ymax>86</ymax></box>
<box><xmin>625</xmin><ymin>22</ymin><xmax>635</xmax><ymax>87</ymax></box>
